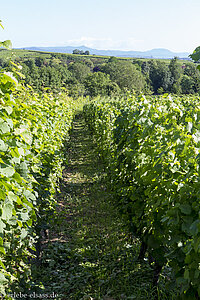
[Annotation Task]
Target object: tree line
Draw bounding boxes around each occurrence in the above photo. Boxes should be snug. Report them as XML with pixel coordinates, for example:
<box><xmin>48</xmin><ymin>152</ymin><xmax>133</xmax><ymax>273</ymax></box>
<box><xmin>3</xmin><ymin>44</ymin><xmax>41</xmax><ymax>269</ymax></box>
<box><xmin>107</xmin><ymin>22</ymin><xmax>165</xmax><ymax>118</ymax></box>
<box><xmin>72</xmin><ymin>49</ymin><xmax>90</xmax><ymax>55</ymax></box>
<box><xmin>0</xmin><ymin>52</ymin><xmax>199</xmax><ymax>98</ymax></box>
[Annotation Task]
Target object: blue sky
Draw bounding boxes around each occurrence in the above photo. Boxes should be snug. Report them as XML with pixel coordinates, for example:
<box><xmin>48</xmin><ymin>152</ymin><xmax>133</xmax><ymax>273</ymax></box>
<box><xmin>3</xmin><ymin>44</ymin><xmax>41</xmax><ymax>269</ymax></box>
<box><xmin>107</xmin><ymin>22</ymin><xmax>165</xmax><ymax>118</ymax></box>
<box><xmin>1</xmin><ymin>0</ymin><xmax>200</xmax><ymax>53</ymax></box>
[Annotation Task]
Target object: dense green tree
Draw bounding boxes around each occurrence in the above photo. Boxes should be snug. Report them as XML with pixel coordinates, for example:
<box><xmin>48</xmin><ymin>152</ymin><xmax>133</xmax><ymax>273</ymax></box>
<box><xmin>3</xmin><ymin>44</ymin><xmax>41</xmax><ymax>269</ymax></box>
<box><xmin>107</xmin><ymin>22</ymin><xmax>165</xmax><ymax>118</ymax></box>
<box><xmin>73</xmin><ymin>49</ymin><xmax>81</xmax><ymax>54</ymax></box>
<box><xmin>50</xmin><ymin>57</ymin><xmax>62</xmax><ymax>67</ymax></box>
<box><xmin>58</xmin><ymin>65</ymin><xmax>72</xmax><ymax>85</ymax></box>
<box><xmin>102</xmin><ymin>60</ymin><xmax>145</xmax><ymax>92</ymax></box>
<box><xmin>149</xmin><ymin>60</ymin><xmax>171</xmax><ymax>94</ymax></box>
<box><xmin>93</xmin><ymin>65</ymin><xmax>101</xmax><ymax>72</ymax></box>
<box><xmin>68</xmin><ymin>62</ymin><xmax>91</xmax><ymax>83</ymax></box>
<box><xmin>141</xmin><ymin>61</ymin><xmax>153</xmax><ymax>93</ymax></box>
<box><xmin>181</xmin><ymin>75</ymin><xmax>195</xmax><ymax>94</ymax></box>
<box><xmin>183</xmin><ymin>63</ymin><xmax>197</xmax><ymax>77</ymax></box>
<box><xmin>3</xmin><ymin>50</ymin><xmax>199</xmax><ymax>97</ymax></box>
<box><xmin>21</xmin><ymin>59</ymin><xmax>72</xmax><ymax>92</ymax></box>
<box><xmin>72</xmin><ymin>49</ymin><xmax>90</xmax><ymax>55</ymax></box>
<box><xmin>83</xmin><ymin>59</ymin><xmax>94</xmax><ymax>69</ymax></box>
<box><xmin>108</xmin><ymin>56</ymin><xmax>118</xmax><ymax>63</ymax></box>
<box><xmin>35</xmin><ymin>57</ymin><xmax>47</xmax><ymax>67</ymax></box>
<box><xmin>189</xmin><ymin>46</ymin><xmax>200</xmax><ymax>93</ymax></box>
<box><xmin>141</xmin><ymin>61</ymin><xmax>151</xmax><ymax>75</ymax></box>
<box><xmin>84</xmin><ymin>72</ymin><xmax>120</xmax><ymax>97</ymax></box>
<box><xmin>168</xmin><ymin>57</ymin><xmax>182</xmax><ymax>93</ymax></box>
<box><xmin>22</xmin><ymin>59</ymin><xmax>40</xmax><ymax>89</ymax></box>
<box><xmin>183</xmin><ymin>63</ymin><xmax>200</xmax><ymax>93</ymax></box>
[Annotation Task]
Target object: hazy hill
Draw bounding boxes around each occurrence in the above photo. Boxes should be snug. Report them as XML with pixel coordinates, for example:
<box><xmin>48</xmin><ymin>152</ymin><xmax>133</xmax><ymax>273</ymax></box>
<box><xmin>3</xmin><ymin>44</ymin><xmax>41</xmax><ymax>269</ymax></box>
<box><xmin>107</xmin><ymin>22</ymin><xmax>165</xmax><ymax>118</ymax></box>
<box><xmin>18</xmin><ymin>46</ymin><xmax>190</xmax><ymax>59</ymax></box>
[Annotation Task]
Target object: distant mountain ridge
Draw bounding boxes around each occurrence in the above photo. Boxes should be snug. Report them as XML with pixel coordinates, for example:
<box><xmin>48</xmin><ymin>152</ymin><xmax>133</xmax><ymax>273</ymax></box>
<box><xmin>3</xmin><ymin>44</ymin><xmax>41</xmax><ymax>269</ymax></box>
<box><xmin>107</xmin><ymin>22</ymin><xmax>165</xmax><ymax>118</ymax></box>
<box><xmin>17</xmin><ymin>46</ymin><xmax>190</xmax><ymax>59</ymax></box>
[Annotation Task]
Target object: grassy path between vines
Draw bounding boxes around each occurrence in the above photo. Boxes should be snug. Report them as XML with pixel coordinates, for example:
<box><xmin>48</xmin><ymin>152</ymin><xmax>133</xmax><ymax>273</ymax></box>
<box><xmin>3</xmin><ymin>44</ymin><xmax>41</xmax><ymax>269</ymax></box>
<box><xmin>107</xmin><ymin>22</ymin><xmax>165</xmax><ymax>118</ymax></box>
<box><xmin>32</xmin><ymin>114</ymin><xmax>170</xmax><ymax>300</ymax></box>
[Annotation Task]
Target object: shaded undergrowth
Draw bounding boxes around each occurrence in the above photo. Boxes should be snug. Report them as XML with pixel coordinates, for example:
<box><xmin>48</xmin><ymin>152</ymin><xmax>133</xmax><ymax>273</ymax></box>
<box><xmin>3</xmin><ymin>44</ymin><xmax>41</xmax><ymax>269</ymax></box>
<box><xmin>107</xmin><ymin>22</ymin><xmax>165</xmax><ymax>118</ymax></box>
<box><xmin>31</xmin><ymin>114</ymin><xmax>177</xmax><ymax>300</ymax></box>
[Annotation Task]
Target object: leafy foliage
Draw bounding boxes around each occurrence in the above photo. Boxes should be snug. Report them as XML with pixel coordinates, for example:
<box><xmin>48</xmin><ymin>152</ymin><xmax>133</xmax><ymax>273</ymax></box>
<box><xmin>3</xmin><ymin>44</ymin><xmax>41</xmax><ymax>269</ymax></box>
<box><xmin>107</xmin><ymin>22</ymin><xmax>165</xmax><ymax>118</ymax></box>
<box><xmin>0</xmin><ymin>20</ymin><xmax>12</xmax><ymax>51</ymax></box>
<box><xmin>0</xmin><ymin>65</ymin><xmax>77</xmax><ymax>296</ymax></box>
<box><xmin>84</xmin><ymin>72</ymin><xmax>120</xmax><ymax>97</ymax></box>
<box><xmin>84</xmin><ymin>94</ymin><xmax>200</xmax><ymax>299</ymax></box>
<box><xmin>190</xmin><ymin>46</ymin><xmax>200</xmax><ymax>64</ymax></box>
<box><xmin>72</xmin><ymin>49</ymin><xmax>90</xmax><ymax>55</ymax></box>
<box><xmin>102</xmin><ymin>60</ymin><xmax>146</xmax><ymax>92</ymax></box>
<box><xmin>31</xmin><ymin>114</ymin><xmax>177</xmax><ymax>300</ymax></box>
<box><xmin>1</xmin><ymin>49</ymin><xmax>199</xmax><ymax>97</ymax></box>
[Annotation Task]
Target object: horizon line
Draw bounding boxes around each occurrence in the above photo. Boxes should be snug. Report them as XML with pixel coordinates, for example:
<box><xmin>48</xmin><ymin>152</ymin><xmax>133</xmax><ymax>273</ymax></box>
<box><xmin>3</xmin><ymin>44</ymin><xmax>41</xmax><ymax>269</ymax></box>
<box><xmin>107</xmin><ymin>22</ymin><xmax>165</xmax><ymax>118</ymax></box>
<box><xmin>14</xmin><ymin>45</ymin><xmax>191</xmax><ymax>54</ymax></box>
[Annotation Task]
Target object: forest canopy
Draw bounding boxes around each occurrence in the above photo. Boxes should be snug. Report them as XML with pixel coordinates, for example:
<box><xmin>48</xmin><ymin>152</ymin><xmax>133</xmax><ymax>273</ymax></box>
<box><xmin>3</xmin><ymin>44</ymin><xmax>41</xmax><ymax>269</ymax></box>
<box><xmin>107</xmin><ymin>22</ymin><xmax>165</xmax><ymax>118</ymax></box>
<box><xmin>0</xmin><ymin>49</ymin><xmax>198</xmax><ymax>98</ymax></box>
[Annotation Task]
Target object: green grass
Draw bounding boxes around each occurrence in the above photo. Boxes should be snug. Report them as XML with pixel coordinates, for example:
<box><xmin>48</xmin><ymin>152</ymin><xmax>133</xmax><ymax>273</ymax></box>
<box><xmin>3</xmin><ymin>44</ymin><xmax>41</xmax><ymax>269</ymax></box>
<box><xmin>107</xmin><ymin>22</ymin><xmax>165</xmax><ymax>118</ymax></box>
<box><xmin>29</xmin><ymin>114</ymin><xmax>178</xmax><ymax>300</ymax></box>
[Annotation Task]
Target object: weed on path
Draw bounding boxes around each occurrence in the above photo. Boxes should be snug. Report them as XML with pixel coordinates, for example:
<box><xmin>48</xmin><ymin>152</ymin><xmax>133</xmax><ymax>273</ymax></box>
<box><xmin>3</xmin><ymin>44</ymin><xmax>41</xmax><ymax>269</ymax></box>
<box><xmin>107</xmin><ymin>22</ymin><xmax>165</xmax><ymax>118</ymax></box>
<box><xmin>31</xmin><ymin>114</ymin><xmax>175</xmax><ymax>300</ymax></box>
